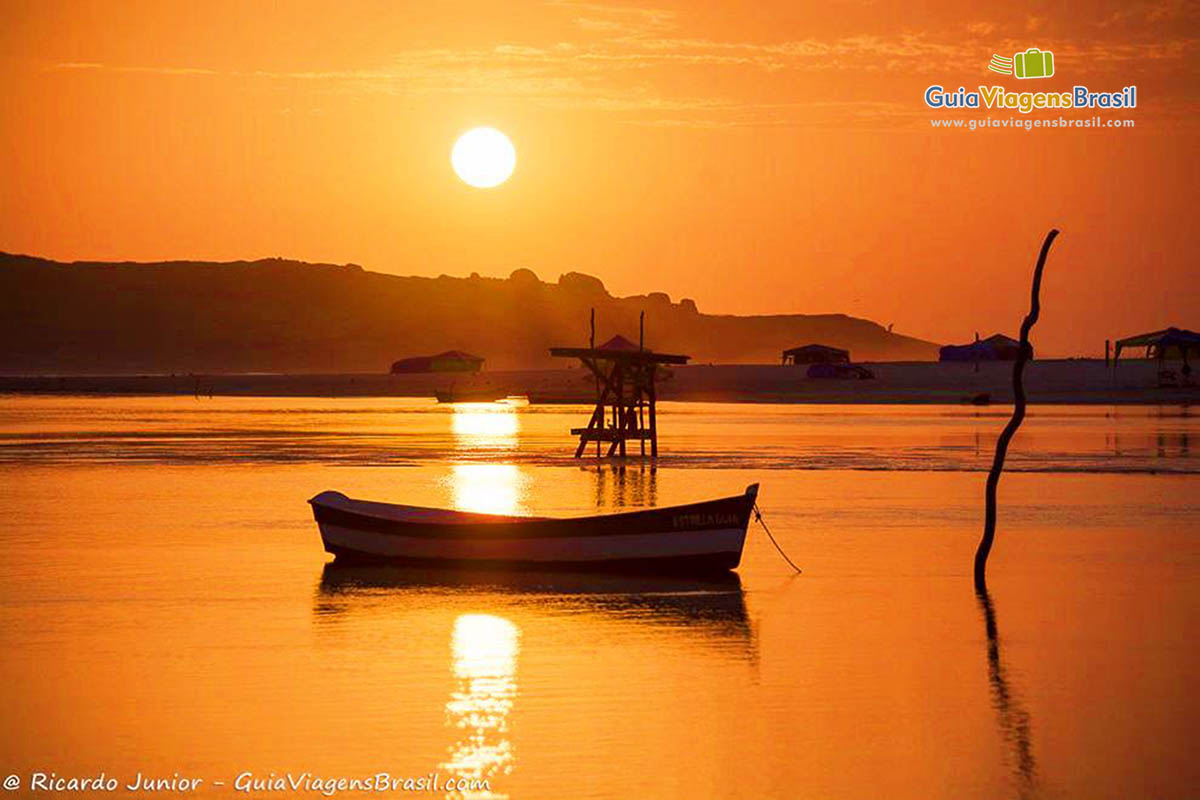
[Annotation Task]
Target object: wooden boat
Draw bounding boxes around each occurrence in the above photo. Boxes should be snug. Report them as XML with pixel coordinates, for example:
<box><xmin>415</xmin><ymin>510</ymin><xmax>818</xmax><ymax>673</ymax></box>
<box><xmin>309</xmin><ymin>484</ymin><xmax>759</xmax><ymax>573</ymax></box>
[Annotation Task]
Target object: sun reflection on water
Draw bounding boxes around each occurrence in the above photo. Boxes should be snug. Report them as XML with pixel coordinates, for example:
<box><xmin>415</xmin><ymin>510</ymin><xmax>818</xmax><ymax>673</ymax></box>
<box><xmin>449</xmin><ymin>404</ymin><xmax>520</xmax><ymax>452</ymax></box>
<box><xmin>442</xmin><ymin>613</ymin><xmax>520</xmax><ymax>799</ymax></box>
<box><xmin>448</xmin><ymin>464</ymin><xmax>528</xmax><ymax>516</ymax></box>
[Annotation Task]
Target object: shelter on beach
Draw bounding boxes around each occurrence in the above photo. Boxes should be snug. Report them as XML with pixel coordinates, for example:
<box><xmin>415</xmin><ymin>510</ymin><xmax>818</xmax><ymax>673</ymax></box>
<box><xmin>939</xmin><ymin>334</ymin><xmax>1025</xmax><ymax>362</ymax></box>
<box><xmin>1113</xmin><ymin>327</ymin><xmax>1199</xmax><ymax>386</ymax></box>
<box><xmin>389</xmin><ymin>350</ymin><xmax>483</xmax><ymax>374</ymax></box>
<box><xmin>550</xmin><ymin>323</ymin><xmax>689</xmax><ymax>458</ymax></box>
<box><xmin>1113</xmin><ymin>327</ymin><xmax>1200</xmax><ymax>363</ymax></box>
<box><xmin>782</xmin><ymin>344</ymin><xmax>850</xmax><ymax>365</ymax></box>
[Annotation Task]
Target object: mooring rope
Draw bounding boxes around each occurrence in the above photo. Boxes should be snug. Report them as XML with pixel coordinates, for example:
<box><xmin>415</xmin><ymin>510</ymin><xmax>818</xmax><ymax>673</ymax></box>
<box><xmin>753</xmin><ymin>502</ymin><xmax>802</xmax><ymax>574</ymax></box>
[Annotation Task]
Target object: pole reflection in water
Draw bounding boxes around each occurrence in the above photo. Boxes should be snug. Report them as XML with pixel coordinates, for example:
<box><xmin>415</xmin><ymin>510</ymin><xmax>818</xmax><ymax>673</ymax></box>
<box><xmin>591</xmin><ymin>463</ymin><xmax>658</xmax><ymax>510</ymax></box>
<box><xmin>442</xmin><ymin>614</ymin><xmax>519</xmax><ymax>799</ymax></box>
<box><xmin>976</xmin><ymin>585</ymin><xmax>1037</xmax><ymax>798</ymax></box>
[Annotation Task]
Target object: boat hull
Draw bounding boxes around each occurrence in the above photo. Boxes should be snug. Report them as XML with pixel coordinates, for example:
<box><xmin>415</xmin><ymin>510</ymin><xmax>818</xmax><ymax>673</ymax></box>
<box><xmin>309</xmin><ymin>485</ymin><xmax>758</xmax><ymax>574</ymax></box>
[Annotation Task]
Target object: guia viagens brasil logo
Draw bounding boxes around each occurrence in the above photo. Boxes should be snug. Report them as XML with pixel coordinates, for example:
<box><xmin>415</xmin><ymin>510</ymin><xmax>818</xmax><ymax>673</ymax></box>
<box><xmin>989</xmin><ymin>48</ymin><xmax>1054</xmax><ymax>79</ymax></box>
<box><xmin>924</xmin><ymin>46</ymin><xmax>1137</xmax><ymax>114</ymax></box>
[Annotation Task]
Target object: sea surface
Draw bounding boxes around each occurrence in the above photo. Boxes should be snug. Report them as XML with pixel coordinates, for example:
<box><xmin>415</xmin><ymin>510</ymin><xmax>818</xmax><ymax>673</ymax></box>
<box><xmin>0</xmin><ymin>397</ymin><xmax>1196</xmax><ymax>799</ymax></box>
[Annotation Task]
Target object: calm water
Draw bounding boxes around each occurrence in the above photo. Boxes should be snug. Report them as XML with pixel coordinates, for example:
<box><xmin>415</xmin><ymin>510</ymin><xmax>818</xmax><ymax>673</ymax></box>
<box><xmin>0</xmin><ymin>397</ymin><xmax>1196</xmax><ymax>799</ymax></box>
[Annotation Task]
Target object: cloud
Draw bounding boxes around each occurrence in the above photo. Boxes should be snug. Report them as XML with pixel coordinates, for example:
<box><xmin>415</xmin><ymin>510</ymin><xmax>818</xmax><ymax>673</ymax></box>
<box><xmin>547</xmin><ymin>0</ymin><xmax>676</xmax><ymax>35</ymax></box>
<box><xmin>1097</xmin><ymin>0</ymin><xmax>1198</xmax><ymax>27</ymax></box>
<box><xmin>53</xmin><ymin>62</ymin><xmax>221</xmax><ymax>76</ymax></box>
<box><xmin>46</xmin><ymin>0</ymin><xmax>1200</xmax><ymax>129</ymax></box>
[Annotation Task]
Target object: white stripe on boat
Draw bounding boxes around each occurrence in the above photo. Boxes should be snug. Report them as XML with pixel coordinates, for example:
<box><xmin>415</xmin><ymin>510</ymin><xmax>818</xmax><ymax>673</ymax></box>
<box><xmin>317</xmin><ymin>522</ymin><xmax>747</xmax><ymax>563</ymax></box>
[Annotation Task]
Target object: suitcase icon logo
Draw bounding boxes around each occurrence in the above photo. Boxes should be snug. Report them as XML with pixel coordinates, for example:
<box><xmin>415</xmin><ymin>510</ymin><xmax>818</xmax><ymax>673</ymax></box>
<box><xmin>1014</xmin><ymin>48</ymin><xmax>1054</xmax><ymax>79</ymax></box>
<box><xmin>988</xmin><ymin>48</ymin><xmax>1055</xmax><ymax>79</ymax></box>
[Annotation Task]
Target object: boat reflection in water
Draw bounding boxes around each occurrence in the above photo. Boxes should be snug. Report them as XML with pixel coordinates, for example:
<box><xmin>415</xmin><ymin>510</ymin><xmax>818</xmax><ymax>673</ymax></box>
<box><xmin>443</xmin><ymin>613</ymin><xmax>518</xmax><ymax>799</ymax></box>
<box><xmin>316</xmin><ymin>564</ymin><xmax>753</xmax><ymax>650</ymax></box>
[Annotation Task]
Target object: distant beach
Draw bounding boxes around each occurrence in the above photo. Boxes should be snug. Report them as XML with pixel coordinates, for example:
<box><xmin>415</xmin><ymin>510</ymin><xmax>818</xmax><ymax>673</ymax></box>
<box><xmin>1</xmin><ymin>359</ymin><xmax>1194</xmax><ymax>405</ymax></box>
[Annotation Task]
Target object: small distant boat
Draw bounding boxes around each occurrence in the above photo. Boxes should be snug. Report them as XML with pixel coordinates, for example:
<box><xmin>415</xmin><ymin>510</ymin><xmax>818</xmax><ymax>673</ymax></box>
<box><xmin>434</xmin><ymin>388</ymin><xmax>506</xmax><ymax>403</ymax></box>
<box><xmin>309</xmin><ymin>484</ymin><xmax>759</xmax><ymax>574</ymax></box>
<box><xmin>525</xmin><ymin>392</ymin><xmax>595</xmax><ymax>405</ymax></box>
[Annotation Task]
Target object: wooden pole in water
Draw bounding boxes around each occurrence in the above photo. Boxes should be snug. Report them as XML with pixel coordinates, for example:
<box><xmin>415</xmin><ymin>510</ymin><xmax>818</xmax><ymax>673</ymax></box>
<box><xmin>639</xmin><ymin>365</ymin><xmax>646</xmax><ymax>457</ymax></box>
<box><xmin>639</xmin><ymin>311</ymin><xmax>646</xmax><ymax>456</ymax></box>
<box><xmin>591</xmin><ymin>308</ymin><xmax>600</xmax><ymax>456</ymax></box>
<box><xmin>648</xmin><ymin>377</ymin><xmax>658</xmax><ymax>457</ymax></box>
<box><xmin>975</xmin><ymin>229</ymin><xmax>1059</xmax><ymax>590</ymax></box>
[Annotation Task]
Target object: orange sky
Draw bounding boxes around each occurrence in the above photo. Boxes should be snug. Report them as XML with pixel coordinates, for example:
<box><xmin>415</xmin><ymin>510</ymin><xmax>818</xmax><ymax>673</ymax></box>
<box><xmin>2</xmin><ymin>0</ymin><xmax>1197</xmax><ymax>355</ymax></box>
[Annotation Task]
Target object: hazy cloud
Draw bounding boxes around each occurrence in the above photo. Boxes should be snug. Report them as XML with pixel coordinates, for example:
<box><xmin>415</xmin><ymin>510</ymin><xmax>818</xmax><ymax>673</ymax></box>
<box><xmin>47</xmin><ymin>0</ymin><xmax>1199</xmax><ymax>128</ymax></box>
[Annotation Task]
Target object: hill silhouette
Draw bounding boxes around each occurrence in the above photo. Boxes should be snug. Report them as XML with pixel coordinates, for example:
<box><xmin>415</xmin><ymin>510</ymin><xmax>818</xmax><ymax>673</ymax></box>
<box><xmin>0</xmin><ymin>253</ymin><xmax>938</xmax><ymax>373</ymax></box>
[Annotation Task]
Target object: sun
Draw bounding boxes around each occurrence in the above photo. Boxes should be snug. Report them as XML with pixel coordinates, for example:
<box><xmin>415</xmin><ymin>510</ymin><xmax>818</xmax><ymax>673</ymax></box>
<box><xmin>451</xmin><ymin>127</ymin><xmax>516</xmax><ymax>188</ymax></box>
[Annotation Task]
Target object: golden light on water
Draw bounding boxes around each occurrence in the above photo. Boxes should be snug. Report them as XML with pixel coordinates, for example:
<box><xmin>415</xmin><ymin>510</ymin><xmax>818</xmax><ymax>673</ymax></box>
<box><xmin>450</xmin><ymin>404</ymin><xmax>520</xmax><ymax>451</ymax></box>
<box><xmin>450</xmin><ymin>614</ymin><xmax>520</xmax><ymax>681</ymax></box>
<box><xmin>443</xmin><ymin>614</ymin><xmax>520</xmax><ymax>799</ymax></box>
<box><xmin>447</xmin><ymin>405</ymin><xmax>525</xmax><ymax>515</ymax></box>
<box><xmin>449</xmin><ymin>464</ymin><xmax>526</xmax><ymax>517</ymax></box>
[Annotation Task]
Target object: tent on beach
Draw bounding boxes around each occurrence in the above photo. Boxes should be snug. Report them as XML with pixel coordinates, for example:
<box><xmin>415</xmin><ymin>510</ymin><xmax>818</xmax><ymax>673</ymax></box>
<box><xmin>782</xmin><ymin>344</ymin><xmax>850</xmax><ymax>365</ymax></box>
<box><xmin>1113</xmin><ymin>327</ymin><xmax>1199</xmax><ymax>386</ymax></box>
<box><xmin>594</xmin><ymin>334</ymin><xmax>642</xmax><ymax>353</ymax></box>
<box><xmin>939</xmin><ymin>334</ymin><xmax>1025</xmax><ymax>362</ymax></box>
<box><xmin>1113</xmin><ymin>327</ymin><xmax>1200</xmax><ymax>363</ymax></box>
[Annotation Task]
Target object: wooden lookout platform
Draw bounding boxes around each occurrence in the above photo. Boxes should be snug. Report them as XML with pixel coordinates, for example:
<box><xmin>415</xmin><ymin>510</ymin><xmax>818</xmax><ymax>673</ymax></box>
<box><xmin>550</xmin><ymin>328</ymin><xmax>689</xmax><ymax>458</ymax></box>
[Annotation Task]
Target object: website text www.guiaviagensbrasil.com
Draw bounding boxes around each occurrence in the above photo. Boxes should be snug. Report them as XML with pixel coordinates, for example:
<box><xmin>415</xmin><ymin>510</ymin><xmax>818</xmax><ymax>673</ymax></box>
<box><xmin>930</xmin><ymin>116</ymin><xmax>1135</xmax><ymax>130</ymax></box>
